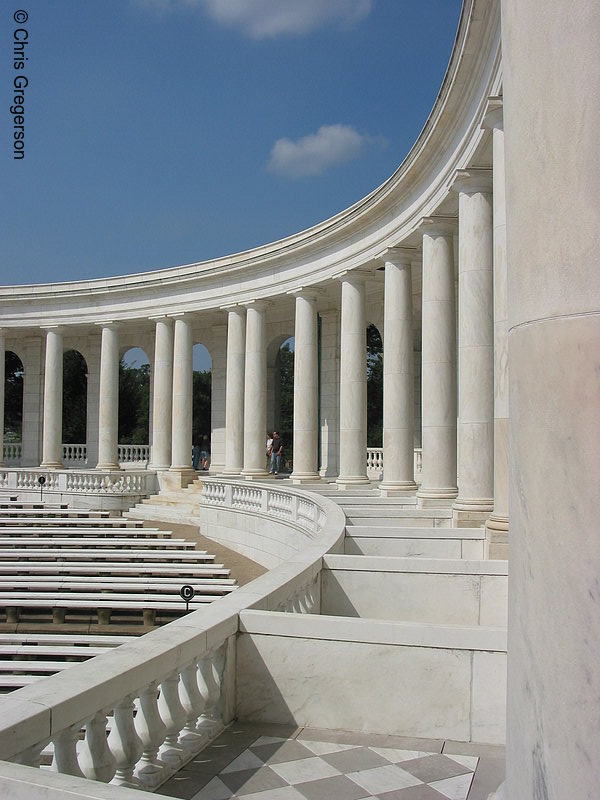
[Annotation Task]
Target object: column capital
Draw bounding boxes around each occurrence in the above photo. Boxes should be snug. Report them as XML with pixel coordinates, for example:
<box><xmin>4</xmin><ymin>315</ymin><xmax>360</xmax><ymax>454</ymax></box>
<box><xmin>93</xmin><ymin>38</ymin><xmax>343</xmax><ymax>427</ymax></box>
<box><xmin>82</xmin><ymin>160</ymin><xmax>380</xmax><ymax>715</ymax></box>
<box><xmin>482</xmin><ymin>96</ymin><xmax>503</xmax><ymax>132</ymax></box>
<box><xmin>242</xmin><ymin>298</ymin><xmax>271</xmax><ymax>311</ymax></box>
<box><xmin>94</xmin><ymin>320</ymin><xmax>121</xmax><ymax>330</ymax></box>
<box><xmin>379</xmin><ymin>246</ymin><xmax>419</xmax><ymax>267</ymax></box>
<box><xmin>287</xmin><ymin>287</ymin><xmax>318</xmax><ymax>301</ymax></box>
<box><xmin>41</xmin><ymin>325</ymin><xmax>65</xmax><ymax>334</ymax></box>
<box><xmin>451</xmin><ymin>168</ymin><xmax>493</xmax><ymax>195</ymax></box>
<box><xmin>334</xmin><ymin>267</ymin><xmax>372</xmax><ymax>286</ymax></box>
<box><xmin>219</xmin><ymin>303</ymin><xmax>243</xmax><ymax>312</ymax></box>
<box><xmin>149</xmin><ymin>314</ymin><xmax>173</xmax><ymax>324</ymax></box>
<box><xmin>419</xmin><ymin>216</ymin><xmax>457</xmax><ymax>237</ymax></box>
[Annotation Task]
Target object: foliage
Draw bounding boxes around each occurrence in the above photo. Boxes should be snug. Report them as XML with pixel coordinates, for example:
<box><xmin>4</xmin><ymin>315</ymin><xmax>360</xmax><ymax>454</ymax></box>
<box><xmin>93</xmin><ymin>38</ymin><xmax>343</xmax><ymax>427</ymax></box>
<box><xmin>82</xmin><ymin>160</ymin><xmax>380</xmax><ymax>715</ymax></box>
<box><xmin>366</xmin><ymin>324</ymin><xmax>383</xmax><ymax>447</ymax></box>
<box><xmin>3</xmin><ymin>351</ymin><xmax>23</xmax><ymax>441</ymax></box>
<box><xmin>62</xmin><ymin>350</ymin><xmax>87</xmax><ymax>443</ymax></box>
<box><xmin>278</xmin><ymin>344</ymin><xmax>294</xmax><ymax>467</ymax></box>
<box><xmin>192</xmin><ymin>370</ymin><xmax>212</xmax><ymax>445</ymax></box>
<box><xmin>118</xmin><ymin>361</ymin><xmax>150</xmax><ymax>444</ymax></box>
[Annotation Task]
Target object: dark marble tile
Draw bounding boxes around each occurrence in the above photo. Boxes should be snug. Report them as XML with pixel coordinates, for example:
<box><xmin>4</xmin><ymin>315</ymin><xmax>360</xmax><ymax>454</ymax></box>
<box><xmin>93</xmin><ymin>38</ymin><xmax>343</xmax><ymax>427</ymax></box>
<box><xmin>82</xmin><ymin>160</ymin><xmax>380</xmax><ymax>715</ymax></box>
<box><xmin>295</xmin><ymin>773</ymin><xmax>371</xmax><ymax>800</ymax></box>
<box><xmin>219</xmin><ymin>765</ymin><xmax>288</xmax><ymax>795</ymax></box>
<box><xmin>399</xmin><ymin>754</ymin><xmax>471</xmax><ymax>783</ymax></box>
<box><xmin>321</xmin><ymin>747</ymin><xmax>390</xmax><ymax>773</ymax></box>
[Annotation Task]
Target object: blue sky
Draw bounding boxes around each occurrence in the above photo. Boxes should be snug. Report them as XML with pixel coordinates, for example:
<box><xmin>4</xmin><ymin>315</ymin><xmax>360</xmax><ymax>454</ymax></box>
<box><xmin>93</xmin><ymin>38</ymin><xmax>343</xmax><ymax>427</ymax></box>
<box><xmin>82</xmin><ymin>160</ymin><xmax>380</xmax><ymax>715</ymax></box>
<box><xmin>1</xmin><ymin>0</ymin><xmax>461</xmax><ymax>287</ymax></box>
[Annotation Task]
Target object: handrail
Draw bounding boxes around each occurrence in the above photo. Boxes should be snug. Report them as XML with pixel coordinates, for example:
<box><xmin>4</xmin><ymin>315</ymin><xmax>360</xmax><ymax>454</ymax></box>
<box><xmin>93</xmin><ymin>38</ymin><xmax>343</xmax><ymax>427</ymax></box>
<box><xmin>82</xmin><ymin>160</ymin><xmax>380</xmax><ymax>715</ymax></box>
<box><xmin>0</xmin><ymin>479</ymin><xmax>346</xmax><ymax>792</ymax></box>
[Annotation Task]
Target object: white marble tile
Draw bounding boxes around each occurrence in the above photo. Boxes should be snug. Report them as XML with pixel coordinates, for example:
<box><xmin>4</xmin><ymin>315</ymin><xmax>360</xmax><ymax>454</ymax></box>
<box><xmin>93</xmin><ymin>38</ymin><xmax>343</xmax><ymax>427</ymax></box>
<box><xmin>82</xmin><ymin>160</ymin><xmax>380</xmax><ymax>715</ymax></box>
<box><xmin>251</xmin><ymin>735</ymin><xmax>289</xmax><ymax>747</ymax></box>
<box><xmin>370</xmin><ymin>747</ymin><xmax>433</xmax><ymax>762</ymax></box>
<box><xmin>269</xmin><ymin>756</ymin><xmax>341</xmax><ymax>784</ymax></box>
<box><xmin>347</xmin><ymin>764</ymin><xmax>423</xmax><ymax>793</ymax></box>
<box><xmin>429</xmin><ymin>770</ymin><xmax>474</xmax><ymax>799</ymax></box>
<box><xmin>445</xmin><ymin>753</ymin><xmax>479</xmax><ymax>770</ymax></box>
<box><xmin>241</xmin><ymin>787</ymin><xmax>306</xmax><ymax>800</ymax></box>
<box><xmin>221</xmin><ymin>749</ymin><xmax>265</xmax><ymax>773</ymax></box>
<box><xmin>300</xmin><ymin>740</ymin><xmax>358</xmax><ymax>755</ymax></box>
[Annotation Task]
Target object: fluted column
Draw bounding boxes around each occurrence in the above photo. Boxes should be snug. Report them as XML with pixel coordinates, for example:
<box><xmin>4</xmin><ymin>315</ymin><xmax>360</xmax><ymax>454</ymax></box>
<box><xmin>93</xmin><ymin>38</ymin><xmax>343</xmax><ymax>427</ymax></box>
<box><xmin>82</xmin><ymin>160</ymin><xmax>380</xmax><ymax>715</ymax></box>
<box><xmin>483</xmin><ymin>98</ymin><xmax>509</xmax><ymax>548</ymax></box>
<box><xmin>96</xmin><ymin>323</ymin><xmax>119</xmax><ymax>470</ymax></box>
<box><xmin>0</xmin><ymin>330</ymin><xmax>5</xmax><ymax>467</ymax></box>
<box><xmin>337</xmin><ymin>271</ymin><xmax>370</xmax><ymax>488</ymax></box>
<box><xmin>290</xmin><ymin>290</ymin><xmax>320</xmax><ymax>483</ymax></box>
<box><xmin>150</xmin><ymin>316</ymin><xmax>174</xmax><ymax>469</ymax></box>
<box><xmin>40</xmin><ymin>327</ymin><xmax>64</xmax><ymax>468</ymax></box>
<box><xmin>417</xmin><ymin>218</ymin><xmax>458</xmax><ymax>506</ymax></box>
<box><xmin>242</xmin><ymin>301</ymin><xmax>268</xmax><ymax>478</ymax></box>
<box><xmin>452</xmin><ymin>169</ymin><xmax>494</xmax><ymax>524</ymax></box>
<box><xmin>379</xmin><ymin>248</ymin><xmax>417</xmax><ymax>496</ymax></box>
<box><xmin>222</xmin><ymin>306</ymin><xmax>246</xmax><ymax>475</ymax></box>
<box><xmin>170</xmin><ymin>315</ymin><xmax>193</xmax><ymax>471</ymax></box>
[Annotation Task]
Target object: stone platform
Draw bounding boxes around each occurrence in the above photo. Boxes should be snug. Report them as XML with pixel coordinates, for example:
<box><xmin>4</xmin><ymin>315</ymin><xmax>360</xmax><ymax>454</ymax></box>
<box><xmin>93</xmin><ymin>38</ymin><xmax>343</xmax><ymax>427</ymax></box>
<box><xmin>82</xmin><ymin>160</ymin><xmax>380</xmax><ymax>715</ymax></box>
<box><xmin>157</xmin><ymin>722</ymin><xmax>505</xmax><ymax>800</ymax></box>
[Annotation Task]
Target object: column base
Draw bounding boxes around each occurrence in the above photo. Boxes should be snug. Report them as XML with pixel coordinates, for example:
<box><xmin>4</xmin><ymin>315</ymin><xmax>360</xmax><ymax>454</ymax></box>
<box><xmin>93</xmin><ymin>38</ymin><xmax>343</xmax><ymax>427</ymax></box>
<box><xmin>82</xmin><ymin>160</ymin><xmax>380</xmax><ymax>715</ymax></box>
<box><xmin>39</xmin><ymin>461</ymin><xmax>64</xmax><ymax>469</ymax></box>
<box><xmin>485</xmin><ymin>512</ymin><xmax>509</xmax><ymax>560</ymax></box>
<box><xmin>165</xmin><ymin>468</ymin><xmax>197</xmax><ymax>490</ymax></box>
<box><xmin>379</xmin><ymin>481</ymin><xmax>416</xmax><ymax>498</ymax></box>
<box><xmin>336</xmin><ymin>475</ymin><xmax>371</xmax><ymax>490</ymax></box>
<box><xmin>452</xmin><ymin>497</ymin><xmax>494</xmax><ymax>528</ymax></box>
<box><xmin>219</xmin><ymin>468</ymin><xmax>244</xmax><ymax>477</ymax></box>
<box><xmin>95</xmin><ymin>463</ymin><xmax>120</xmax><ymax>471</ymax></box>
<box><xmin>416</xmin><ymin>488</ymin><xmax>457</xmax><ymax>508</ymax></box>
<box><xmin>290</xmin><ymin>472</ymin><xmax>321</xmax><ymax>484</ymax></box>
<box><xmin>241</xmin><ymin>470</ymin><xmax>270</xmax><ymax>481</ymax></box>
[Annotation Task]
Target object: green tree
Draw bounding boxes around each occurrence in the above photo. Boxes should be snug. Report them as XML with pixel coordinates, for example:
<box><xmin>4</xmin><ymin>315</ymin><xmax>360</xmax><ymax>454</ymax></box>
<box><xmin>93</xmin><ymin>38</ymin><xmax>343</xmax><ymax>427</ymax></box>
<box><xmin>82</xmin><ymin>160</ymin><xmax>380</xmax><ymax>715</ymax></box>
<box><xmin>62</xmin><ymin>350</ymin><xmax>87</xmax><ymax>443</ymax></box>
<box><xmin>192</xmin><ymin>370</ymin><xmax>211</xmax><ymax>445</ymax></box>
<box><xmin>366</xmin><ymin>324</ymin><xmax>383</xmax><ymax>447</ymax></box>
<box><xmin>118</xmin><ymin>361</ymin><xmax>150</xmax><ymax>444</ymax></box>
<box><xmin>278</xmin><ymin>344</ymin><xmax>294</xmax><ymax>468</ymax></box>
<box><xmin>4</xmin><ymin>351</ymin><xmax>23</xmax><ymax>442</ymax></box>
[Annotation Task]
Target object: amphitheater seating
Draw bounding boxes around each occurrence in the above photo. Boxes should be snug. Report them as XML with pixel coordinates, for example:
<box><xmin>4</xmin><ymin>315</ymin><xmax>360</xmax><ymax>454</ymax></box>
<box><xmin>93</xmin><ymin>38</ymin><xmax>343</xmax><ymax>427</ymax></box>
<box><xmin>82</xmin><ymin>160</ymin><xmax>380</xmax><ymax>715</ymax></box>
<box><xmin>0</xmin><ymin>500</ymin><xmax>237</xmax><ymax>634</ymax></box>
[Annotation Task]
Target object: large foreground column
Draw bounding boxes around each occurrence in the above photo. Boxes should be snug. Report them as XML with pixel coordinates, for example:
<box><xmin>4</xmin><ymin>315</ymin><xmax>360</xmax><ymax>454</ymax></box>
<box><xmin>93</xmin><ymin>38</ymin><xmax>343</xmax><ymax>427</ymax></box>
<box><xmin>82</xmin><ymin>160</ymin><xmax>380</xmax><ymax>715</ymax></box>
<box><xmin>452</xmin><ymin>170</ymin><xmax>494</xmax><ymax>525</ymax></box>
<box><xmin>150</xmin><ymin>316</ymin><xmax>173</xmax><ymax>469</ymax></box>
<box><xmin>417</xmin><ymin>218</ymin><xmax>458</xmax><ymax>506</ymax></box>
<box><xmin>483</xmin><ymin>98</ymin><xmax>509</xmax><ymax>555</ymax></box>
<box><xmin>336</xmin><ymin>271</ymin><xmax>370</xmax><ymax>489</ymax></box>
<box><xmin>223</xmin><ymin>306</ymin><xmax>246</xmax><ymax>475</ymax></box>
<box><xmin>96</xmin><ymin>323</ymin><xmax>119</xmax><ymax>470</ymax></box>
<box><xmin>242</xmin><ymin>301</ymin><xmax>268</xmax><ymax>479</ymax></box>
<box><xmin>498</xmin><ymin>2</ymin><xmax>600</xmax><ymax>798</ymax></box>
<box><xmin>290</xmin><ymin>290</ymin><xmax>320</xmax><ymax>483</ymax></box>
<box><xmin>379</xmin><ymin>248</ymin><xmax>416</xmax><ymax>496</ymax></box>
<box><xmin>170</xmin><ymin>315</ymin><xmax>193</xmax><ymax>474</ymax></box>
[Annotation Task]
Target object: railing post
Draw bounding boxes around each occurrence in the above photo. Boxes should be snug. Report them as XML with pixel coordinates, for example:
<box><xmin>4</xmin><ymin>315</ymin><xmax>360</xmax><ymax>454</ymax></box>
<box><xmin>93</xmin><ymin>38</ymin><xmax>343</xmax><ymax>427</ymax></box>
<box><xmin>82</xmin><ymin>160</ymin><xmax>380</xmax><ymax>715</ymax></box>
<box><xmin>134</xmin><ymin>681</ymin><xmax>169</xmax><ymax>789</ymax></box>
<box><xmin>79</xmin><ymin>710</ymin><xmax>117</xmax><ymax>783</ymax></box>
<box><xmin>158</xmin><ymin>670</ymin><xmax>187</xmax><ymax>768</ymax></box>
<box><xmin>52</xmin><ymin>723</ymin><xmax>86</xmax><ymax>777</ymax></box>
<box><xmin>109</xmin><ymin>695</ymin><xmax>143</xmax><ymax>788</ymax></box>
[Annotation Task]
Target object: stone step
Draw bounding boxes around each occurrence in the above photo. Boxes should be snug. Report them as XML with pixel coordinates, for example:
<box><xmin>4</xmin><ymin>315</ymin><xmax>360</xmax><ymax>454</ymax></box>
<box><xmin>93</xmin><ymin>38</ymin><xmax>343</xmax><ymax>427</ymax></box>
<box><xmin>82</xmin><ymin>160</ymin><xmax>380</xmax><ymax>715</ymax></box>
<box><xmin>321</xmin><ymin>555</ymin><xmax>508</xmax><ymax>627</ymax></box>
<box><xmin>345</xmin><ymin>526</ymin><xmax>485</xmax><ymax>559</ymax></box>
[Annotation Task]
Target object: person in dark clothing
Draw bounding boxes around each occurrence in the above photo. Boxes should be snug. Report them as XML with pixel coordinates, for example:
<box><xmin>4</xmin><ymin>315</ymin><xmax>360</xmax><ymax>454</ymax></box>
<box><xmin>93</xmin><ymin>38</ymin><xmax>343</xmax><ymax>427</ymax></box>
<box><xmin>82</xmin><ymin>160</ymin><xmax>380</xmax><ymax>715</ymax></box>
<box><xmin>270</xmin><ymin>431</ymin><xmax>283</xmax><ymax>474</ymax></box>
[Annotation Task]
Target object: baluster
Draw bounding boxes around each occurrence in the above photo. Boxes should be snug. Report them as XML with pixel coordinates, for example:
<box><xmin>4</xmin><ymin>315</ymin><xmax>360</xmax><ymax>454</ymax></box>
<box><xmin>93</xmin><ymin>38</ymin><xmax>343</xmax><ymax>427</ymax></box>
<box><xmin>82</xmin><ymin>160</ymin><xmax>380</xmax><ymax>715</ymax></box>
<box><xmin>52</xmin><ymin>724</ymin><xmax>85</xmax><ymax>777</ymax></box>
<box><xmin>197</xmin><ymin>649</ymin><xmax>222</xmax><ymax>735</ymax></box>
<box><xmin>158</xmin><ymin>670</ymin><xmax>187</xmax><ymax>767</ymax></box>
<box><xmin>108</xmin><ymin>695</ymin><xmax>143</xmax><ymax>787</ymax></box>
<box><xmin>180</xmin><ymin>659</ymin><xmax>207</xmax><ymax>749</ymax></box>
<box><xmin>134</xmin><ymin>681</ymin><xmax>169</xmax><ymax>788</ymax></box>
<box><xmin>79</xmin><ymin>710</ymin><xmax>117</xmax><ymax>783</ymax></box>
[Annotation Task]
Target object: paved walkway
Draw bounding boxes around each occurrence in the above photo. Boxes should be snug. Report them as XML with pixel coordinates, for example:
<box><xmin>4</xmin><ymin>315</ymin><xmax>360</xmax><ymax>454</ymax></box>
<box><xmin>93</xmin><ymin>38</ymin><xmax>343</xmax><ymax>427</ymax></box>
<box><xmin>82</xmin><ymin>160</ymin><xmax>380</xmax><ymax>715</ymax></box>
<box><xmin>157</xmin><ymin>722</ymin><xmax>505</xmax><ymax>800</ymax></box>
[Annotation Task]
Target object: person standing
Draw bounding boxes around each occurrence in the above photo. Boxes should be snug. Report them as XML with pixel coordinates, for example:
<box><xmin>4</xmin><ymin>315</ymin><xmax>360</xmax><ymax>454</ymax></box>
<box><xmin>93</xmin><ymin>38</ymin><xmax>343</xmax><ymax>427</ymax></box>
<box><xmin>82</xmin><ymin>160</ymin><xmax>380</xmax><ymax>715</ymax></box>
<box><xmin>270</xmin><ymin>431</ymin><xmax>283</xmax><ymax>474</ymax></box>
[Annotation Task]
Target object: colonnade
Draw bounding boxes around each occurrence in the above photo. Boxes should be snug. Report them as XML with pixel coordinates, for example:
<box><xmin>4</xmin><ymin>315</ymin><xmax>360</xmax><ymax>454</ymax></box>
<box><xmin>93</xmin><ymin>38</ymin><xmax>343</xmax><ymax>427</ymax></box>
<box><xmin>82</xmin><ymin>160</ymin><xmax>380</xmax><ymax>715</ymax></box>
<box><xmin>0</xmin><ymin>130</ymin><xmax>509</xmax><ymax>544</ymax></box>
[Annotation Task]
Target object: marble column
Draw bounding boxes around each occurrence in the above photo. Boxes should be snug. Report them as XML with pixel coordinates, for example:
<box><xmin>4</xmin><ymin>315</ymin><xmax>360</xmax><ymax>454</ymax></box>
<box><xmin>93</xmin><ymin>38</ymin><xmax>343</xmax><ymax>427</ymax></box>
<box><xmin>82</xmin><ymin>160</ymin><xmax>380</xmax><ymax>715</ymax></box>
<box><xmin>416</xmin><ymin>218</ymin><xmax>458</xmax><ymax>506</ymax></box>
<box><xmin>170</xmin><ymin>315</ymin><xmax>193</xmax><ymax>472</ymax></box>
<box><xmin>336</xmin><ymin>271</ymin><xmax>370</xmax><ymax>488</ymax></box>
<box><xmin>96</xmin><ymin>323</ymin><xmax>120</xmax><ymax>470</ymax></box>
<box><xmin>242</xmin><ymin>301</ymin><xmax>268</xmax><ymax>478</ymax></box>
<box><xmin>379</xmin><ymin>248</ymin><xmax>417</xmax><ymax>496</ymax></box>
<box><xmin>41</xmin><ymin>327</ymin><xmax>64</xmax><ymax>468</ymax></box>
<box><xmin>452</xmin><ymin>169</ymin><xmax>494</xmax><ymax>524</ymax></box>
<box><xmin>222</xmin><ymin>306</ymin><xmax>246</xmax><ymax>475</ymax></box>
<box><xmin>495</xmin><ymin>3</ymin><xmax>600</xmax><ymax>798</ymax></box>
<box><xmin>150</xmin><ymin>316</ymin><xmax>173</xmax><ymax>469</ymax></box>
<box><xmin>0</xmin><ymin>330</ymin><xmax>5</xmax><ymax>467</ymax></box>
<box><xmin>289</xmin><ymin>290</ymin><xmax>320</xmax><ymax>483</ymax></box>
<box><xmin>483</xmin><ymin>98</ymin><xmax>509</xmax><ymax>551</ymax></box>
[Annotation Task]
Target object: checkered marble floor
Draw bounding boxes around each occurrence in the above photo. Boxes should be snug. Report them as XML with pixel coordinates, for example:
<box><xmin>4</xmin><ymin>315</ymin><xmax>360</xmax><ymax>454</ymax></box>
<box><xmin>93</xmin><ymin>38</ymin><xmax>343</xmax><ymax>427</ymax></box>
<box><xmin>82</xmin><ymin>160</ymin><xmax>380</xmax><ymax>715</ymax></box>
<box><xmin>158</xmin><ymin>723</ymin><xmax>504</xmax><ymax>800</ymax></box>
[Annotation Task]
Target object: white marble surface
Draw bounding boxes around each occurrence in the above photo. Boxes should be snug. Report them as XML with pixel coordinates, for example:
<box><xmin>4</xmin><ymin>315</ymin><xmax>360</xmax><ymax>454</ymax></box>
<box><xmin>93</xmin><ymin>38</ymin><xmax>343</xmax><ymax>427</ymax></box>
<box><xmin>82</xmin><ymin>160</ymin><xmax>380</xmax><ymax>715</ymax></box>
<box><xmin>150</xmin><ymin>318</ymin><xmax>173</xmax><ymax>469</ymax></box>
<box><xmin>224</xmin><ymin>306</ymin><xmax>246</xmax><ymax>475</ymax></box>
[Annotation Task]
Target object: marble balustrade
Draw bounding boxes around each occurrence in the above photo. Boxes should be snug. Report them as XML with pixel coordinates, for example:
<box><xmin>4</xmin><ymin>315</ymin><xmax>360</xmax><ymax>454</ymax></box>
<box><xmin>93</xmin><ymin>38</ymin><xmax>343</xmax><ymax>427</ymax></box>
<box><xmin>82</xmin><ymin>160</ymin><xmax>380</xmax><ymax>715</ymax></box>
<box><xmin>0</xmin><ymin>480</ymin><xmax>346</xmax><ymax>791</ymax></box>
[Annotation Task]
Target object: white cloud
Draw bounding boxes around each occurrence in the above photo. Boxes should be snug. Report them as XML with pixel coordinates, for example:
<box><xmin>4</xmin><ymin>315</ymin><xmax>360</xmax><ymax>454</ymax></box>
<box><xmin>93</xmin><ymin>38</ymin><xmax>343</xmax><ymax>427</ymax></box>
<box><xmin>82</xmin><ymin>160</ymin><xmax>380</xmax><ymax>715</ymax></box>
<box><xmin>135</xmin><ymin>0</ymin><xmax>373</xmax><ymax>38</ymax></box>
<box><xmin>267</xmin><ymin>124</ymin><xmax>382</xmax><ymax>178</ymax></box>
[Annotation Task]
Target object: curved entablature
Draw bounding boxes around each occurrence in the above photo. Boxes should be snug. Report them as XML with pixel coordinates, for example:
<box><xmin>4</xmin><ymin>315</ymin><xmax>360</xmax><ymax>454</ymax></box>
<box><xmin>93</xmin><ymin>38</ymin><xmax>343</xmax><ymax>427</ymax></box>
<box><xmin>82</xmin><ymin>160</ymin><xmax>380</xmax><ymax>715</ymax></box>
<box><xmin>0</xmin><ymin>0</ymin><xmax>500</xmax><ymax>329</ymax></box>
